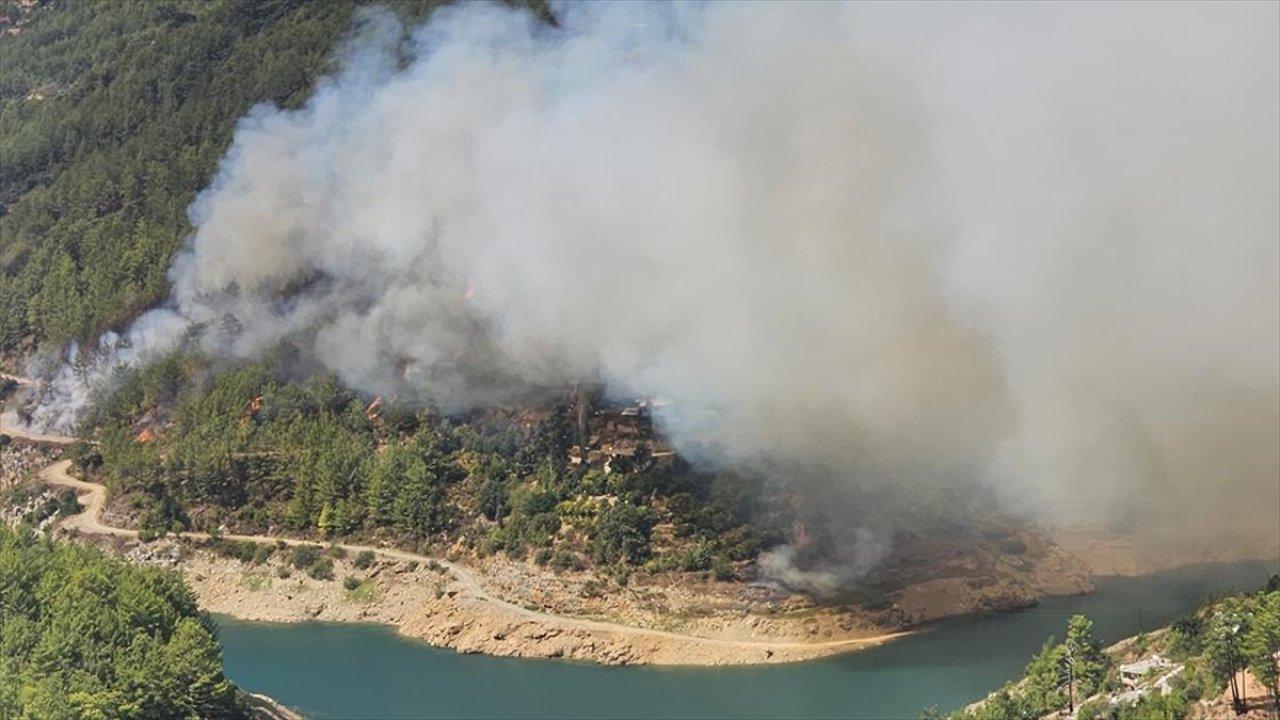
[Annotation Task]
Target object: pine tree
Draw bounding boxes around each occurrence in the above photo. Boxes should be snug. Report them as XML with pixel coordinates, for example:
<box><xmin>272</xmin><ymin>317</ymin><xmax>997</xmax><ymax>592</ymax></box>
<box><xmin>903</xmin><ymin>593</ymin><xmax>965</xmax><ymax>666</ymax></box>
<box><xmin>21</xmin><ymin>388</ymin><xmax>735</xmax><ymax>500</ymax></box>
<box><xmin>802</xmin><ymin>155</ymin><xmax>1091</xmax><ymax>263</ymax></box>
<box><xmin>1064</xmin><ymin>614</ymin><xmax>1108</xmax><ymax>698</ymax></box>
<box><xmin>317</xmin><ymin>502</ymin><xmax>335</xmax><ymax>537</ymax></box>
<box><xmin>1244</xmin><ymin>592</ymin><xmax>1280</xmax><ymax>713</ymax></box>
<box><xmin>1207</xmin><ymin>601</ymin><xmax>1253</xmax><ymax>713</ymax></box>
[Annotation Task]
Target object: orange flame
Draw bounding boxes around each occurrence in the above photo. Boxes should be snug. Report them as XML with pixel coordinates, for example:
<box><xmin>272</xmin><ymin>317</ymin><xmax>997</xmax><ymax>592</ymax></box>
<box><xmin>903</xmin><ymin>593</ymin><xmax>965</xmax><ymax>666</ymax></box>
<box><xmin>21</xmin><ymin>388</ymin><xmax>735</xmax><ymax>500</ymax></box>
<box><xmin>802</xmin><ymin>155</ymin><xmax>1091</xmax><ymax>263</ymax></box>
<box><xmin>365</xmin><ymin>396</ymin><xmax>383</xmax><ymax>421</ymax></box>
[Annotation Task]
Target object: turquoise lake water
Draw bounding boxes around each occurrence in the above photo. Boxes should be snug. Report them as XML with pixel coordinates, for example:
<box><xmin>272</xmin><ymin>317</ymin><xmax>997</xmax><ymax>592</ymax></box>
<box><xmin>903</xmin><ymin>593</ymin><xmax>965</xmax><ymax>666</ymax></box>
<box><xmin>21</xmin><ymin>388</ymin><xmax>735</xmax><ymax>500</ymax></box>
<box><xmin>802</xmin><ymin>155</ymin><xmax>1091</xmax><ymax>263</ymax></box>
<box><xmin>216</xmin><ymin>559</ymin><xmax>1278</xmax><ymax>719</ymax></box>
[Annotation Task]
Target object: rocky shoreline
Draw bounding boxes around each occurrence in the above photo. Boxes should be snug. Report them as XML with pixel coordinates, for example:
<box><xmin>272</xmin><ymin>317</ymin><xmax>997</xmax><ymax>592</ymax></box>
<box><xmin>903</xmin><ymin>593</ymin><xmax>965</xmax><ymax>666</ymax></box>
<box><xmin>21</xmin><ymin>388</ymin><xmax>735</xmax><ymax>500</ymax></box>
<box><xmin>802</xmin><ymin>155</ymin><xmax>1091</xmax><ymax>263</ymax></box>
<box><xmin>16</xmin><ymin>443</ymin><xmax>1269</xmax><ymax>671</ymax></box>
<box><xmin>243</xmin><ymin>690</ymin><xmax>305</xmax><ymax>720</ymax></box>
<box><xmin>173</xmin><ymin>545</ymin><xmax>905</xmax><ymax>666</ymax></box>
<box><xmin>111</xmin><ymin>531</ymin><xmax>1093</xmax><ymax>667</ymax></box>
<box><xmin>77</xmin><ymin>521</ymin><xmax>1280</xmax><ymax>670</ymax></box>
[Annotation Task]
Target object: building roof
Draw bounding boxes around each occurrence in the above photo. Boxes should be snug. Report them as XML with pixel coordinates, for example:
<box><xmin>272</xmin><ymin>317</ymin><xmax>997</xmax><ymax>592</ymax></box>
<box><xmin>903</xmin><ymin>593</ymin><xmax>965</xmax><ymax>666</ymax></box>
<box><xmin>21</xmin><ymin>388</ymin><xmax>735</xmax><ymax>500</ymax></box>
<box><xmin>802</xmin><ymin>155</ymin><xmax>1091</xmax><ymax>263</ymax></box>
<box><xmin>1119</xmin><ymin>654</ymin><xmax>1172</xmax><ymax>676</ymax></box>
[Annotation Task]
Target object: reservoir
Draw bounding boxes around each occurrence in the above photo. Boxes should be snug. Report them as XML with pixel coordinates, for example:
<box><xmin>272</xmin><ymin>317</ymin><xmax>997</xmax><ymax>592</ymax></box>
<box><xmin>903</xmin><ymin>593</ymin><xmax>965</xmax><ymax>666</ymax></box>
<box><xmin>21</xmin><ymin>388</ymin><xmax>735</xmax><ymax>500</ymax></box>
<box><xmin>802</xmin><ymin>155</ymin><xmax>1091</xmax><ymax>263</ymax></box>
<box><xmin>217</xmin><ymin>559</ymin><xmax>1277</xmax><ymax>719</ymax></box>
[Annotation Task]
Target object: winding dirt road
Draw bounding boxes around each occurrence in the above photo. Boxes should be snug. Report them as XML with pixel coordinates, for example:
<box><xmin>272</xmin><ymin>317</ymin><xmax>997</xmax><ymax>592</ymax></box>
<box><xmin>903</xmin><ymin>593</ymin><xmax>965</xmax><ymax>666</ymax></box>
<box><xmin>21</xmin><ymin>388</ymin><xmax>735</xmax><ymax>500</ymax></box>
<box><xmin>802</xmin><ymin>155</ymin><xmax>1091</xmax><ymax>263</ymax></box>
<box><xmin>5</xmin><ymin>376</ymin><xmax>908</xmax><ymax>662</ymax></box>
<box><xmin>1</xmin><ymin>419</ymin><xmax>82</xmax><ymax>446</ymax></box>
<box><xmin>37</xmin><ymin>460</ymin><xmax>906</xmax><ymax>654</ymax></box>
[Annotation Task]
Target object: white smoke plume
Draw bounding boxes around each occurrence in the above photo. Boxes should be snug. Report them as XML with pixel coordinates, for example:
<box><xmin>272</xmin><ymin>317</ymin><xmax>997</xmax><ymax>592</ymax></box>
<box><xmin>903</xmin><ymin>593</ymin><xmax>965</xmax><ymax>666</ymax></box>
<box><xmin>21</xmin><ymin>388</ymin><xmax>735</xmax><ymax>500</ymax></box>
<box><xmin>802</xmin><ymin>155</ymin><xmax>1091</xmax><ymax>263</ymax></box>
<box><xmin>759</xmin><ymin>527</ymin><xmax>891</xmax><ymax>598</ymax></box>
<box><xmin>14</xmin><ymin>2</ymin><xmax>1279</xmax><ymax>581</ymax></box>
<box><xmin>8</xmin><ymin>309</ymin><xmax>188</xmax><ymax>434</ymax></box>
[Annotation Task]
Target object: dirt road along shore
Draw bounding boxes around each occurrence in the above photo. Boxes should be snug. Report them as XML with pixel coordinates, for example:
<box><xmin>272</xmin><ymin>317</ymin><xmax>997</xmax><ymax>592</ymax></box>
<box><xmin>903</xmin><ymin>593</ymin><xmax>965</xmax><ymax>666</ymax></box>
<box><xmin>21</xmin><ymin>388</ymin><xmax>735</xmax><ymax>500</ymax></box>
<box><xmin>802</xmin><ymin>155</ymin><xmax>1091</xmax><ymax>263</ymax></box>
<box><xmin>0</xmin><ymin>367</ymin><xmax>905</xmax><ymax>665</ymax></box>
<box><xmin>36</xmin><ymin>458</ymin><xmax>906</xmax><ymax>665</ymax></box>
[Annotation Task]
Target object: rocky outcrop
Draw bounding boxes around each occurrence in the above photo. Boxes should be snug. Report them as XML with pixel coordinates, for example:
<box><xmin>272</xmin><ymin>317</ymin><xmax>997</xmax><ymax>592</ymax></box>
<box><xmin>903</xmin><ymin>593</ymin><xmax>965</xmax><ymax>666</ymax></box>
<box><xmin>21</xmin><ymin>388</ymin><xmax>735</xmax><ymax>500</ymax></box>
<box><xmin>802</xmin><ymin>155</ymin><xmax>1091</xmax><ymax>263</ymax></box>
<box><xmin>243</xmin><ymin>690</ymin><xmax>305</xmax><ymax>720</ymax></box>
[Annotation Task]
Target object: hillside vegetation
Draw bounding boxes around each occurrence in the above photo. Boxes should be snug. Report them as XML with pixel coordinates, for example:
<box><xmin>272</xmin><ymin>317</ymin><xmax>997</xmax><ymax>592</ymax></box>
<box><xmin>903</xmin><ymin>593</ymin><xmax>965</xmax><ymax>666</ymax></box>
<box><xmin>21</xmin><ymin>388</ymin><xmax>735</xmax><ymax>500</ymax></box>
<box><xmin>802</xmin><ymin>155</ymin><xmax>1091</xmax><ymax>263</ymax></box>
<box><xmin>0</xmin><ymin>524</ymin><xmax>249</xmax><ymax>718</ymax></box>
<box><xmin>2</xmin><ymin>1</ymin><xmax>1041</xmax><ymax>604</ymax></box>
<box><xmin>0</xmin><ymin>0</ymin><xmax>782</xmax><ymax>590</ymax></box>
<box><xmin>946</xmin><ymin>577</ymin><xmax>1280</xmax><ymax>720</ymax></box>
<box><xmin>0</xmin><ymin>0</ymin><xmax>463</xmax><ymax>355</ymax></box>
<box><xmin>72</xmin><ymin>355</ymin><xmax>773</xmax><ymax>580</ymax></box>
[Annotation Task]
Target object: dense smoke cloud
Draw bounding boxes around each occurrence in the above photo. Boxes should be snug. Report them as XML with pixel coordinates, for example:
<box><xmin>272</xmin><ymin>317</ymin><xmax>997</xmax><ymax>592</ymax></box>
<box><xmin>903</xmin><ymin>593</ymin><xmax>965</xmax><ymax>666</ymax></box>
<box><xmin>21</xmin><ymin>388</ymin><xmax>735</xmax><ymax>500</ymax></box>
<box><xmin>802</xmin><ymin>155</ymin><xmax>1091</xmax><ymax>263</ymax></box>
<box><xmin>14</xmin><ymin>2</ymin><xmax>1279</xmax><ymax>580</ymax></box>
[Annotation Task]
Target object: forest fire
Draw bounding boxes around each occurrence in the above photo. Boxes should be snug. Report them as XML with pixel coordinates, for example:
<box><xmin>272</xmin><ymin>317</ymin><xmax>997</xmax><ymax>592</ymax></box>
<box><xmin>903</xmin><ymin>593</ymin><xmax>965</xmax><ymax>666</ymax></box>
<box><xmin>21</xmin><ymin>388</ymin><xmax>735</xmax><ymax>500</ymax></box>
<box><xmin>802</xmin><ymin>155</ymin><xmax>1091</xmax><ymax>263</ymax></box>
<box><xmin>365</xmin><ymin>396</ymin><xmax>383</xmax><ymax>422</ymax></box>
<box><xmin>0</xmin><ymin>3</ymin><xmax>1275</xmax><ymax>718</ymax></box>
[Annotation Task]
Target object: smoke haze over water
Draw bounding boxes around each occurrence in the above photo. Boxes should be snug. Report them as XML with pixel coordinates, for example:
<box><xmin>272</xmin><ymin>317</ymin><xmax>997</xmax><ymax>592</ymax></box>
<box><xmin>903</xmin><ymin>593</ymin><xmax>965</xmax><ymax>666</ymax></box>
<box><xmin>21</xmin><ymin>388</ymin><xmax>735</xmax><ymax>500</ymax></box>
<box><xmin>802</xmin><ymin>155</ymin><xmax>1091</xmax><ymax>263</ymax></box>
<box><xmin>16</xmin><ymin>2</ymin><xmax>1280</xmax><ymax>574</ymax></box>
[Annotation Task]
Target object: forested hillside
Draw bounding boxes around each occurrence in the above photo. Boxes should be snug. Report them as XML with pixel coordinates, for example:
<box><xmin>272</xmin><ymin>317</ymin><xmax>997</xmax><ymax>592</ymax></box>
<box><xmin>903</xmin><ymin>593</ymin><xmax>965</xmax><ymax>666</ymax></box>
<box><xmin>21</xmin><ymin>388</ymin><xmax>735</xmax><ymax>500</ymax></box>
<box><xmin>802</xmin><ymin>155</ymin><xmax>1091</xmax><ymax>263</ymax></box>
<box><xmin>73</xmin><ymin>354</ymin><xmax>771</xmax><ymax>577</ymax></box>
<box><xmin>0</xmin><ymin>0</ymin><xmax>771</xmax><ymax>586</ymax></box>
<box><xmin>0</xmin><ymin>524</ymin><xmax>249</xmax><ymax>718</ymax></box>
<box><xmin>0</xmin><ymin>0</ymin><xmax>455</xmax><ymax>355</ymax></box>
<box><xmin>948</xmin><ymin>578</ymin><xmax>1280</xmax><ymax>719</ymax></box>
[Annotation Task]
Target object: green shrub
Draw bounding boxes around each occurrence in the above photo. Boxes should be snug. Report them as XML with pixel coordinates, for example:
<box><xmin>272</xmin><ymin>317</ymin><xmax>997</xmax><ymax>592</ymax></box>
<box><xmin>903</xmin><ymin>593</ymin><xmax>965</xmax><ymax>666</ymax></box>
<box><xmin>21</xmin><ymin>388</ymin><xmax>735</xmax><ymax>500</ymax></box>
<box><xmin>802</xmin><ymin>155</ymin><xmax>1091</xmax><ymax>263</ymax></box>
<box><xmin>241</xmin><ymin>572</ymin><xmax>269</xmax><ymax>591</ymax></box>
<box><xmin>675</xmin><ymin>542</ymin><xmax>714</xmax><ymax>572</ymax></box>
<box><xmin>478</xmin><ymin>476</ymin><xmax>510</xmax><ymax>520</ymax></box>
<box><xmin>1168</xmin><ymin>615</ymin><xmax>1203</xmax><ymax>657</ymax></box>
<box><xmin>1115</xmin><ymin>692</ymin><xmax>1187</xmax><ymax>720</ymax></box>
<box><xmin>290</xmin><ymin>544</ymin><xmax>321</xmax><ymax>569</ymax></box>
<box><xmin>551</xmin><ymin>549</ymin><xmax>584</xmax><ymax>572</ymax></box>
<box><xmin>353</xmin><ymin>549</ymin><xmax>376</xmax><ymax>569</ymax></box>
<box><xmin>1075</xmin><ymin>699</ymin><xmax>1106</xmax><ymax>720</ymax></box>
<box><xmin>506</xmin><ymin>541</ymin><xmax>528</xmax><ymax>561</ymax></box>
<box><xmin>479</xmin><ymin>529</ymin><xmax>504</xmax><ymax>557</ymax></box>
<box><xmin>534</xmin><ymin>547</ymin><xmax>553</xmax><ymax>566</ymax></box>
<box><xmin>211</xmin><ymin>538</ymin><xmax>257</xmax><ymax>562</ymax></box>
<box><xmin>712</xmin><ymin>555</ymin><xmax>734</xmax><ymax>581</ymax></box>
<box><xmin>327</xmin><ymin>544</ymin><xmax>347</xmax><ymax>559</ymax></box>
<box><xmin>307</xmin><ymin>557</ymin><xmax>334</xmax><ymax>581</ymax></box>
<box><xmin>343</xmin><ymin>575</ymin><xmax>362</xmax><ymax>591</ymax></box>
<box><xmin>54</xmin><ymin>486</ymin><xmax>81</xmax><ymax>515</ymax></box>
<box><xmin>346</xmin><ymin>579</ymin><xmax>378</xmax><ymax>604</ymax></box>
<box><xmin>591</xmin><ymin>501</ymin><xmax>657</xmax><ymax>565</ymax></box>
<box><xmin>1173</xmin><ymin>661</ymin><xmax>1211</xmax><ymax>700</ymax></box>
<box><xmin>511</xmin><ymin>485</ymin><xmax>558</xmax><ymax>516</ymax></box>
<box><xmin>252</xmin><ymin>544</ymin><xmax>274</xmax><ymax>565</ymax></box>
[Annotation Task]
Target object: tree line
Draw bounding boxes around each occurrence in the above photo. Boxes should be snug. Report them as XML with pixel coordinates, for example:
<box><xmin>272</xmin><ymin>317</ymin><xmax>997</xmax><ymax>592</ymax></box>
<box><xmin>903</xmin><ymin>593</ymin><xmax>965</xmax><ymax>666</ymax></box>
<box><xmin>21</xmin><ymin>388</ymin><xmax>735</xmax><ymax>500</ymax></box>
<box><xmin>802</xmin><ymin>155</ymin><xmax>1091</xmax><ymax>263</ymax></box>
<box><xmin>77</xmin><ymin>354</ymin><xmax>771</xmax><ymax>579</ymax></box>
<box><xmin>0</xmin><ymin>0</ymin><xmax>505</xmax><ymax>355</ymax></box>
<box><xmin>0</xmin><ymin>524</ymin><xmax>249</xmax><ymax>718</ymax></box>
<box><xmin>944</xmin><ymin>576</ymin><xmax>1280</xmax><ymax>719</ymax></box>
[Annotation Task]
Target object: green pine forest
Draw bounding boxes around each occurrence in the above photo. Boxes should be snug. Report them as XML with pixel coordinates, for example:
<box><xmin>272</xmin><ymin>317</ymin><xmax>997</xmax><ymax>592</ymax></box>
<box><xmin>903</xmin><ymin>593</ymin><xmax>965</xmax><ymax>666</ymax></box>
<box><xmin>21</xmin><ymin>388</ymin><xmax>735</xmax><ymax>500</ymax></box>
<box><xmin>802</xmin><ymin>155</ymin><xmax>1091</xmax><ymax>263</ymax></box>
<box><xmin>0</xmin><ymin>525</ymin><xmax>249</xmax><ymax>719</ymax></box>
<box><xmin>80</xmin><ymin>355</ymin><xmax>773</xmax><ymax>575</ymax></box>
<box><xmin>1</xmin><ymin>0</ymin><xmax>547</xmax><ymax>352</ymax></box>
<box><xmin>2</xmin><ymin>0</ymin><xmax>355</xmax><ymax>351</ymax></box>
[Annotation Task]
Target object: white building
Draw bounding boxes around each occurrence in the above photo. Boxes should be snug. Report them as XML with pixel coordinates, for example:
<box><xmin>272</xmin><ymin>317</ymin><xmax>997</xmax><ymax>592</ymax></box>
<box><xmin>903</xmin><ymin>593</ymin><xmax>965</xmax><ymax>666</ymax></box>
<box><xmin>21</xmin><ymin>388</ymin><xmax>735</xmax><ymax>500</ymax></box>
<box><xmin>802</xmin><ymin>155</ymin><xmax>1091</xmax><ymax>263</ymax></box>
<box><xmin>1118</xmin><ymin>654</ymin><xmax>1174</xmax><ymax>689</ymax></box>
